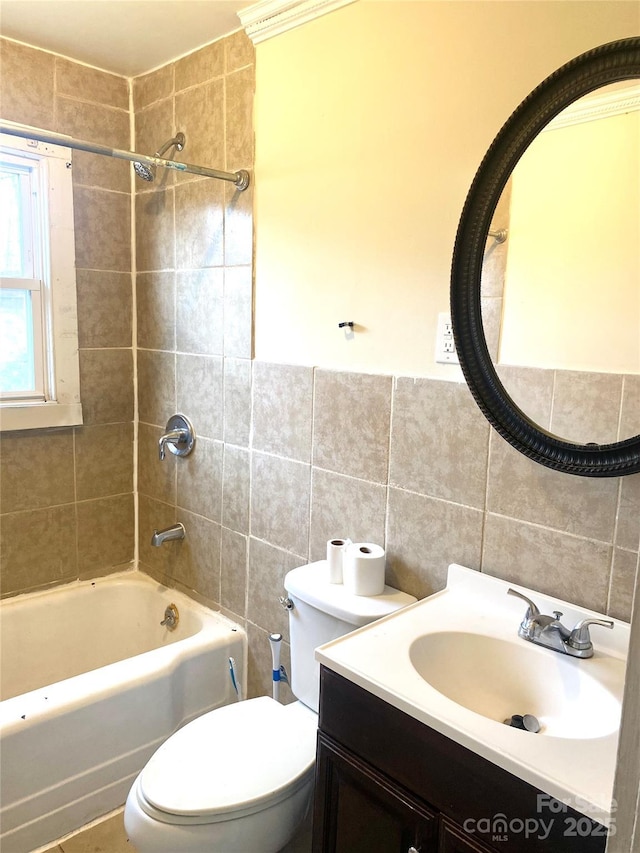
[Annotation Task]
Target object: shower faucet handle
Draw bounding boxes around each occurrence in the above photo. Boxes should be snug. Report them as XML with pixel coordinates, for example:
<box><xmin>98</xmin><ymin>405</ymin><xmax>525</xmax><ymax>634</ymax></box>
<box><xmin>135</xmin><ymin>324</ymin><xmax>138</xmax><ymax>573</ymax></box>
<box><xmin>158</xmin><ymin>414</ymin><xmax>195</xmax><ymax>460</ymax></box>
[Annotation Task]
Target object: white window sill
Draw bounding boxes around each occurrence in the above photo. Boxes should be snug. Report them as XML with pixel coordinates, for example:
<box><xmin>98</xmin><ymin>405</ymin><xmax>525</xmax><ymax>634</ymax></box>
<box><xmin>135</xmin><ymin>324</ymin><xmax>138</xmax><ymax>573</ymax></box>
<box><xmin>0</xmin><ymin>402</ymin><xmax>83</xmax><ymax>432</ymax></box>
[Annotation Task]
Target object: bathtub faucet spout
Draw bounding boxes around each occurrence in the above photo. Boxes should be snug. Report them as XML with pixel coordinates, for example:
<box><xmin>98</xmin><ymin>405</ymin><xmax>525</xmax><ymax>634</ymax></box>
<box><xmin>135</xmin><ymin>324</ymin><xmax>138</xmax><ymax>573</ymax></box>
<box><xmin>151</xmin><ymin>523</ymin><xmax>186</xmax><ymax>547</ymax></box>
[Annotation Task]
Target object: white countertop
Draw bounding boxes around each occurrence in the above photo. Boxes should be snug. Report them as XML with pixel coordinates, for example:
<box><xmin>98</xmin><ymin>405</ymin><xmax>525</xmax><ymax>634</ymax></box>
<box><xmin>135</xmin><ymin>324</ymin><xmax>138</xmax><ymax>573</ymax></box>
<box><xmin>316</xmin><ymin>564</ymin><xmax>629</xmax><ymax>826</ymax></box>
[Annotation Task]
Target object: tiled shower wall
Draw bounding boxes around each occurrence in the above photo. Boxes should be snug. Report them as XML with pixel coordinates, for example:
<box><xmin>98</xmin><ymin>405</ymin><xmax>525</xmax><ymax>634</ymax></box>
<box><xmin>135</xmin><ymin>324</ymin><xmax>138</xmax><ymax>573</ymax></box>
<box><xmin>0</xmin><ymin>38</ymin><xmax>135</xmax><ymax>594</ymax></box>
<box><xmin>132</xmin><ymin>34</ymin><xmax>260</xmax><ymax>675</ymax></box>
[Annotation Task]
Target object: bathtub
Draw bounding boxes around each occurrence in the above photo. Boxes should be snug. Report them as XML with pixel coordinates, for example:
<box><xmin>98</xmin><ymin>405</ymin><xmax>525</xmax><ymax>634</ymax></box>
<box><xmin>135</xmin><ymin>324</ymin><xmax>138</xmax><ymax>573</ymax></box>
<box><xmin>0</xmin><ymin>570</ymin><xmax>247</xmax><ymax>853</ymax></box>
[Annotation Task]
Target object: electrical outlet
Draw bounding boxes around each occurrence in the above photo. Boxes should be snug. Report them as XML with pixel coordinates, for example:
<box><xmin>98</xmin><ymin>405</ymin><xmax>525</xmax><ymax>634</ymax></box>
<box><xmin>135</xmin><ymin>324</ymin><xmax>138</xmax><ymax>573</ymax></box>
<box><xmin>435</xmin><ymin>312</ymin><xmax>459</xmax><ymax>364</ymax></box>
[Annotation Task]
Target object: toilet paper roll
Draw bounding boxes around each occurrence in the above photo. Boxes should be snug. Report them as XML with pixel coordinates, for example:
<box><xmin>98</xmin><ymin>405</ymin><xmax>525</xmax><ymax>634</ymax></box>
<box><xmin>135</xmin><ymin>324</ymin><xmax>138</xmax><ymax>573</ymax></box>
<box><xmin>326</xmin><ymin>538</ymin><xmax>350</xmax><ymax>583</ymax></box>
<box><xmin>343</xmin><ymin>543</ymin><xmax>386</xmax><ymax>596</ymax></box>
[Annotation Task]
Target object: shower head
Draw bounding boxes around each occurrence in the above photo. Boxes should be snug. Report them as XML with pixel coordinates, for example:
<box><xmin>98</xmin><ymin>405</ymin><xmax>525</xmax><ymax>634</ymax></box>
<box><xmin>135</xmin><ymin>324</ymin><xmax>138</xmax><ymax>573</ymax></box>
<box><xmin>133</xmin><ymin>133</ymin><xmax>185</xmax><ymax>182</ymax></box>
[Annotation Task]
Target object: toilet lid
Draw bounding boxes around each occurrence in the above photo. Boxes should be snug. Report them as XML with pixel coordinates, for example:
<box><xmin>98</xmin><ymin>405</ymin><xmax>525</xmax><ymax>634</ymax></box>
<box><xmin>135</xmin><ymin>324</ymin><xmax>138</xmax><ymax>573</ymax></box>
<box><xmin>139</xmin><ymin>697</ymin><xmax>317</xmax><ymax>820</ymax></box>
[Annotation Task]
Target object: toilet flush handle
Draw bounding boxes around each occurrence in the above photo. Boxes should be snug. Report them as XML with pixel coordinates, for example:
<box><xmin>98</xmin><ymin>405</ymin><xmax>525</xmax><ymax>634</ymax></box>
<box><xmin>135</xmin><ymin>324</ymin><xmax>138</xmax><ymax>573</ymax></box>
<box><xmin>279</xmin><ymin>595</ymin><xmax>294</xmax><ymax>611</ymax></box>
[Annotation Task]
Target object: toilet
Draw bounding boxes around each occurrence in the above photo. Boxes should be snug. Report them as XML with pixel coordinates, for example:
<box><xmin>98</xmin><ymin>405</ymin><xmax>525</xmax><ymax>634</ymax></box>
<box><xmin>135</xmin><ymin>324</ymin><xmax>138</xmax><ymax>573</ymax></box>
<box><xmin>124</xmin><ymin>560</ymin><xmax>416</xmax><ymax>852</ymax></box>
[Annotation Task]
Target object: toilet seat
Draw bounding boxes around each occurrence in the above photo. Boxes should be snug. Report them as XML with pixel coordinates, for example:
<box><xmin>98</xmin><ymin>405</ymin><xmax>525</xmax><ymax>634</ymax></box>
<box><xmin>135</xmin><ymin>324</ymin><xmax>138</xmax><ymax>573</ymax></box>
<box><xmin>138</xmin><ymin>697</ymin><xmax>317</xmax><ymax>826</ymax></box>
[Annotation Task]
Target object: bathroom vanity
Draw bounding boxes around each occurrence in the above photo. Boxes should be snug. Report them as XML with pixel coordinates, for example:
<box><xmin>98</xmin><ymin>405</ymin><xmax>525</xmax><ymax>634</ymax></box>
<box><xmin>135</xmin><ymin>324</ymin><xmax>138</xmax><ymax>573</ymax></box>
<box><xmin>313</xmin><ymin>566</ymin><xmax>626</xmax><ymax>853</ymax></box>
<box><xmin>313</xmin><ymin>667</ymin><xmax>606</xmax><ymax>852</ymax></box>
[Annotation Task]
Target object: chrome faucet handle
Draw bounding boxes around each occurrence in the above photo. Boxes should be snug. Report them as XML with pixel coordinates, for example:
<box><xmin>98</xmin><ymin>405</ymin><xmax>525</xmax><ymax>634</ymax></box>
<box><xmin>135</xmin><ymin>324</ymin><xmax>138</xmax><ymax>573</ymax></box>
<box><xmin>507</xmin><ymin>588</ymin><xmax>541</xmax><ymax>620</ymax></box>
<box><xmin>158</xmin><ymin>414</ymin><xmax>196</xmax><ymax>461</ymax></box>
<box><xmin>568</xmin><ymin>617</ymin><xmax>614</xmax><ymax>650</ymax></box>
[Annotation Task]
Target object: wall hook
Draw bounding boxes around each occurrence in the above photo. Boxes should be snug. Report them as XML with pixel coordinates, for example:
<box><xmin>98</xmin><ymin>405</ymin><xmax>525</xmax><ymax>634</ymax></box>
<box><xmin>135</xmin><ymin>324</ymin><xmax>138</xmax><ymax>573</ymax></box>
<box><xmin>338</xmin><ymin>321</ymin><xmax>354</xmax><ymax>329</ymax></box>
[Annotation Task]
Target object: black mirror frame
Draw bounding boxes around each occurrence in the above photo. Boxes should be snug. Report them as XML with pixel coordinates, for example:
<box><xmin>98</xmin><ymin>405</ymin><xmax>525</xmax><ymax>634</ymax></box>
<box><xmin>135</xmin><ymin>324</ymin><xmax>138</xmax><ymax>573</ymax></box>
<box><xmin>451</xmin><ymin>37</ymin><xmax>640</xmax><ymax>478</ymax></box>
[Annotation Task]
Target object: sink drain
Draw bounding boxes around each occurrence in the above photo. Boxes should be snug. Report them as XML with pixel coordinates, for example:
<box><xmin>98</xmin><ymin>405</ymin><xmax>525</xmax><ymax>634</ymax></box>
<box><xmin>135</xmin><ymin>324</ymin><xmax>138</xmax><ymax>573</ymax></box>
<box><xmin>504</xmin><ymin>714</ymin><xmax>541</xmax><ymax>733</ymax></box>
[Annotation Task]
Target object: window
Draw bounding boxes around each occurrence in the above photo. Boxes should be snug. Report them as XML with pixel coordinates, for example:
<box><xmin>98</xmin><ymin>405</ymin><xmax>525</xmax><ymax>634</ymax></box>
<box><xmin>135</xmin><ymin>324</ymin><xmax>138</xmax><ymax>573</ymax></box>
<box><xmin>0</xmin><ymin>132</ymin><xmax>82</xmax><ymax>430</ymax></box>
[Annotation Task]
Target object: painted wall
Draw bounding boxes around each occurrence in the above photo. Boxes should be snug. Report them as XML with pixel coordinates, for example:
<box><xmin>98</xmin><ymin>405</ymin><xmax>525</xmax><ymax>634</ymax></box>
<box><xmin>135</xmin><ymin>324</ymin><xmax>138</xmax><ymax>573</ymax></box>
<box><xmin>253</xmin><ymin>0</ymin><xmax>639</xmax><ymax>377</ymax></box>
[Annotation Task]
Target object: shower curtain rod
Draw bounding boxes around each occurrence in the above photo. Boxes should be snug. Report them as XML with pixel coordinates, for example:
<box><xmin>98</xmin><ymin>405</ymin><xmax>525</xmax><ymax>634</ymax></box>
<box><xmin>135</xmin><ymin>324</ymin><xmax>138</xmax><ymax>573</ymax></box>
<box><xmin>0</xmin><ymin>122</ymin><xmax>250</xmax><ymax>191</ymax></box>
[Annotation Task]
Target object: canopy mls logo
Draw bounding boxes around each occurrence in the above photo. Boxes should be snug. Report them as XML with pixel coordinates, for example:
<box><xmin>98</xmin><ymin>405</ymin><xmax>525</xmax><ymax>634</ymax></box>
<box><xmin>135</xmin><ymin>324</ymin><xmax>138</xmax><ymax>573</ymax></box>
<box><xmin>462</xmin><ymin>796</ymin><xmax>615</xmax><ymax>842</ymax></box>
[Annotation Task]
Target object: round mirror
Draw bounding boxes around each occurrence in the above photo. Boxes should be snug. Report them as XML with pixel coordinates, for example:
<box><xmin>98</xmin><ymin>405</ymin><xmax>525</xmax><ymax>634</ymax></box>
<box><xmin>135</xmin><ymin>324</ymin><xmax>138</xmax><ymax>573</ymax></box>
<box><xmin>451</xmin><ymin>37</ymin><xmax>640</xmax><ymax>477</ymax></box>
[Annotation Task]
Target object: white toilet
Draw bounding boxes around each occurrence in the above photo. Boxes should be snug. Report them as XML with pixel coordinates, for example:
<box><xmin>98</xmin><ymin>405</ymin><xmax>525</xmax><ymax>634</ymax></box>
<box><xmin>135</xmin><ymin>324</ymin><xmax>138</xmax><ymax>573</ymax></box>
<box><xmin>124</xmin><ymin>560</ymin><xmax>415</xmax><ymax>853</ymax></box>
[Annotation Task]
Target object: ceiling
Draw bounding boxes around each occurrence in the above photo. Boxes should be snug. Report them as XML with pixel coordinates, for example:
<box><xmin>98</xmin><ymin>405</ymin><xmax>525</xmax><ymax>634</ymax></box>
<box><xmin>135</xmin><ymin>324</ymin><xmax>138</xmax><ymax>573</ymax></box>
<box><xmin>0</xmin><ymin>1</ymin><xmax>251</xmax><ymax>77</ymax></box>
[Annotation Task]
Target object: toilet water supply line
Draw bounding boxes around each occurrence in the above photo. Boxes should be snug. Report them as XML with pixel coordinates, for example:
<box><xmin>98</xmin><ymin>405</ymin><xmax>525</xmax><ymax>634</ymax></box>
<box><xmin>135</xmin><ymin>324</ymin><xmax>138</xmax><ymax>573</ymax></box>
<box><xmin>269</xmin><ymin>633</ymin><xmax>289</xmax><ymax>702</ymax></box>
<box><xmin>228</xmin><ymin>634</ymin><xmax>289</xmax><ymax>702</ymax></box>
<box><xmin>228</xmin><ymin>657</ymin><xmax>243</xmax><ymax>701</ymax></box>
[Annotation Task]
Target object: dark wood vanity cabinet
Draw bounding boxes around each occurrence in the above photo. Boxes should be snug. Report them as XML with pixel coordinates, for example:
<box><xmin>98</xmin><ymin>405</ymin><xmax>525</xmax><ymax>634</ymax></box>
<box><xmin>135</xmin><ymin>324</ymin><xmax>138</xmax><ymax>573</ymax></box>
<box><xmin>312</xmin><ymin>667</ymin><xmax>607</xmax><ymax>853</ymax></box>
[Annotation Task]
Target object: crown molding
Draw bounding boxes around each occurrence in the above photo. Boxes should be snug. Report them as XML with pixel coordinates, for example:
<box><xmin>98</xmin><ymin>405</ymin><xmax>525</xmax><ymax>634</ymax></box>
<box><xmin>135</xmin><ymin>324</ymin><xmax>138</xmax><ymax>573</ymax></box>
<box><xmin>545</xmin><ymin>83</ymin><xmax>640</xmax><ymax>131</ymax></box>
<box><xmin>239</xmin><ymin>0</ymin><xmax>357</xmax><ymax>44</ymax></box>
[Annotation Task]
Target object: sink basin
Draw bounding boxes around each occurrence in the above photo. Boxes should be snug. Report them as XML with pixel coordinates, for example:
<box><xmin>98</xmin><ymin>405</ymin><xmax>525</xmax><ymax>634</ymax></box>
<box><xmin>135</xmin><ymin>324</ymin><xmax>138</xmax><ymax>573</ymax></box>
<box><xmin>409</xmin><ymin>631</ymin><xmax>622</xmax><ymax>739</ymax></box>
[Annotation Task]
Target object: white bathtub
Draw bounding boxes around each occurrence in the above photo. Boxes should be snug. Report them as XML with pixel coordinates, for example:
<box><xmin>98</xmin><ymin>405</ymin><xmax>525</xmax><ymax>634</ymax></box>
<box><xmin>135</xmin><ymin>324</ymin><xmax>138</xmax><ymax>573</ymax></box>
<box><xmin>0</xmin><ymin>570</ymin><xmax>247</xmax><ymax>853</ymax></box>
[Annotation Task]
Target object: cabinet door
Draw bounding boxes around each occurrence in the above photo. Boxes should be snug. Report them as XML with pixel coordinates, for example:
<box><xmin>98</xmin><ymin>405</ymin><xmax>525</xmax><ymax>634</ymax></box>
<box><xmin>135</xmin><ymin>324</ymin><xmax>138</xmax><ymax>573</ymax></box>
<box><xmin>314</xmin><ymin>734</ymin><xmax>437</xmax><ymax>853</ymax></box>
<box><xmin>439</xmin><ymin>818</ymin><xmax>496</xmax><ymax>853</ymax></box>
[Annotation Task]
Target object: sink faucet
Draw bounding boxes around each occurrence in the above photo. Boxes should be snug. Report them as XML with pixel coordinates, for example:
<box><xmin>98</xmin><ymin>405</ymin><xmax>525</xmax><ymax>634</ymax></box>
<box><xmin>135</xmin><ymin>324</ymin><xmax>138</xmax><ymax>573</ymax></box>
<box><xmin>507</xmin><ymin>588</ymin><xmax>613</xmax><ymax>659</ymax></box>
<box><xmin>151</xmin><ymin>523</ymin><xmax>186</xmax><ymax>547</ymax></box>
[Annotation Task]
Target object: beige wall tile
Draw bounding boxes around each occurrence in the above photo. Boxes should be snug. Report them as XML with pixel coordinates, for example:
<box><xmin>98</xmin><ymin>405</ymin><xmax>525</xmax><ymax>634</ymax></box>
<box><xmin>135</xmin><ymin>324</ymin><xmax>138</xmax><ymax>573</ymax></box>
<box><xmin>175</xmin><ymin>40</ymin><xmax>225</xmax><ymax>92</ymax></box>
<box><xmin>551</xmin><ymin>371</ymin><xmax>623</xmax><ymax>445</ymax></box>
<box><xmin>313</xmin><ymin>370</ymin><xmax>392</xmax><ymax>484</ymax></box>
<box><xmin>608</xmin><ymin>548</ymin><xmax>639</xmax><ymax>622</ymax></box>
<box><xmin>176</xmin><ymin>354</ymin><xmax>223</xmax><ymax>440</ymax></box>
<box><xmin>133</xmin><ymin>63</ymin><xmax>173</xmax><ymax>111</ymax></box>
<box><xmin>252</xmin><ymin>362</ymin><xmax>313</xmax><ymax>462</ymax></box>
<box><xmin>76</xmin><ymin>270</ymin><xmax>132</xmax><ymax>349</ymax></box>
<box><xmin>620</xmin><ymin>375</ymin><xmax>640</xmax><ymax>440</ymax></box>
<box><xmin>55</xmin><ymin>57</ymin><xmax>129</xmax><ymax>109</ymax></box>
<box><xmin>0</xmin><ymin>430</ymin><xmax>75</xmax><ymax>512</ymax></box>
<box><xmin>250</xmin><ymin>452</ymin><xmax>310</xmax><ymax>557</ymax></box>
<box><xmin>386</xmin><ymin>487</ymin><xmax>484</xmax><ymax>600</ymax></box>
<box><xmin>617</xmin><ymin>475</ymin><xmax>640</xmax><ymax>552</ymax></box>
<box><xmin>390</xmin><ymin>377</ymin><xmax>490</xmax><ymax>508</ymax></box>
<box><xmin>79</xmin><ymin>349</ymin><xmax>134</xmax><ymax>425</ymax></box>
<box><xmin>221</xmin><ymin>527</ymin><xmax>247</xmax><ymax>617</ymax></box>
<box><xmin>137</xmin><ymin>349</ymin><xmax>176</xmax><ymax>427</ymax></box>
<box><xmin>247</xmin><ymin>537</ymin><xmax>302</xmax><ymax>643</ymax></box>
<box><xmin>309</xmin><ymin>468</ymin><xmax>387</xmax><ymax>562</ymax></box>
<box><xmin>224</xmin><ymin>180</ymin><xmax>254</xmax><ymax>266</ymax></box>
<box><xmin>137</xmin><ymin>272</ymin><xmax>176</xmax><ymax>351</ymax></box>
<box><xmin>175</xmin><ymin>79</ymin><xmax>225</xmax><ymax>176</ymax></box>
<box><xmin>135</xmin><ymin>188</ymin><xmax>176</xmax><ymax>272</ymax></box>
<box><xmin>0</xmin><ymin>38</ymin><xmax>54</xmax><ymax>128</ymax></box>
<box><xmin>138</xmin><ymin>494</ymin><xmax>177</xmax><ymax>579</ymax></box>
<box><xmin>487</xmin><ymin>431</ymin><xmax>619</xmax><ymax>543</ymax></box>
<box><xmin>482</xmin><ymin>513</ymin><xmax>612</xmax><ymax>612</ymax></box>
<box><xmin>73</xmin><ymin>187</ymin><xmax>131</xmax><ymax>272</ymax></box>
<box><xmin>176</xmin><ymin>268</ymin><xmax>224</xmax><ymax>355</ymax></box>
<box><xmin>75</xmin><ymin>423</ymin><xmax>133</xmax><ymax>501</ymax></box>
<box><xmin>0</xmin><ymin>505</ymin><xmax>78</xmax><ymax>596</ymax></box>
<box><xmin>56</xmin><ymin>96</ymin><xmax>129</xmax><ymax>149</ymax></box>
<box><xmin>55</xmin><ymin>96</ymin><xmax>130</xmax><ymax>193</ymax></box>
<box><xmin>71</xmin><ymin>149</ymin><xmax>130</xmax><ymax>194</ymax></box>
<box><xmin>138</xmin><ymin>422</ymin><xmax>177</xmax><ymax>504</ymax></box>
<box><xmin>177</xmin><ymin>436</ymin><xmax>223</xmax><ymax>521</ymax></box>
<box><xmin>224</xmin><ymin>265</ymin><xmax>253</xmax><ymax>358</ymax></box>
<box><xmin>226</xmin><ymin>67</ymin><xmax>254</xmax><ymax>169</ymax></box>
<box><xmin>174</xmin><ymin>508</ymin><xmax>221</xmax><ymax>601</ymax></box>
<box><xmin>222</xmin><ymin>444</ymin><xmax>250</xmax><ymax>534</ymax></box>
<box><xmin>77</xmin><ymin>494</ymin><xmax>134</xmax><ymax>575</ymax></box>
<box><xmin>223</xmin><ymin>357</ymin><xmax>252</xmax><ymax>447</ymax></box>
<box><xmin>174</xmin><ymin>178</ymin><xmax>225</xmax><ymax>269</ymax></box>
<box><xmin>135</xmin><ymin>98</ymin><xmax>176</xmax><ymax>189</ymax></box>
<box><xmin>225</xmin><ymin>30</ymin><xmax>255</xmax><ymax>74</ymax></box>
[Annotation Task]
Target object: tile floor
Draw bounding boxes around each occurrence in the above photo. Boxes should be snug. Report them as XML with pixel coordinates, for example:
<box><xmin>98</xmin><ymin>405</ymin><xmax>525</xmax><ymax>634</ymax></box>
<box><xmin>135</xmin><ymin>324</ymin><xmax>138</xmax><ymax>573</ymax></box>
<box><xmin>39</xmin><ymin>807</ymin><xmax>313</xmax><ymax>853</ymax></box>
<box><xmin>40</xmin><ymin>811</ymin><xmax>135</xmax><ymax>853</ymax></box>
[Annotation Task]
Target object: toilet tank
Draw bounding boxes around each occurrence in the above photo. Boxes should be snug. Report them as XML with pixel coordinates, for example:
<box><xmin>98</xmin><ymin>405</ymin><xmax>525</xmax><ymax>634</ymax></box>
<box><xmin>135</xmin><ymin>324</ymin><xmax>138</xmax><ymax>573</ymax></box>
<box><xmin>283</xmin><ymin>561</ymin><xmax>416</xmax><ymax>713</ymax></box>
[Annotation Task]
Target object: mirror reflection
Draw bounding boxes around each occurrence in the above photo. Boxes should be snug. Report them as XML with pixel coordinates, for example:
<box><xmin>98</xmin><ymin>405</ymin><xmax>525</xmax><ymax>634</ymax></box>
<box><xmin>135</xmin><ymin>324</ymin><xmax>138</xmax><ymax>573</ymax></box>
<box><xmin>481</xmin><ymin>81</ymin><xmax>640</xmax><ymax>445</ymax></box>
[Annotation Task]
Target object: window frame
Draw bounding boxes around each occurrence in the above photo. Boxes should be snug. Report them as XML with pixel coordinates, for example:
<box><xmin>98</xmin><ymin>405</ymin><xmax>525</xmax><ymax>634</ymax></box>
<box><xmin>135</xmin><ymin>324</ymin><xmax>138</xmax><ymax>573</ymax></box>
<box><xmin>0</xmin><ymin>131</ymin><xmax>82</xmax><ymax>431</ymax></box>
